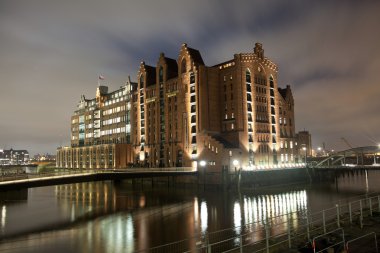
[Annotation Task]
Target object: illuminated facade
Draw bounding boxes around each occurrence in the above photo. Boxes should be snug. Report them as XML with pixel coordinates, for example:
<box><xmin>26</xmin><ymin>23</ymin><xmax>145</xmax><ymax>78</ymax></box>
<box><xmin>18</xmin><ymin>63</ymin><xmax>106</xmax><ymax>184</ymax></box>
<box><xmin>57</xmin><ymin>78</ymin><xmax>135</xmax><ymax>169</ymax></box>
<box><xmin>0</xmin><ymin>149</ymin><xmax>30</xmax><ymax>165</ymax></box>
<box><xmin>57</xmin><ymin>43</ymin><xmax>300</xmax><ymax>171</ymax></box>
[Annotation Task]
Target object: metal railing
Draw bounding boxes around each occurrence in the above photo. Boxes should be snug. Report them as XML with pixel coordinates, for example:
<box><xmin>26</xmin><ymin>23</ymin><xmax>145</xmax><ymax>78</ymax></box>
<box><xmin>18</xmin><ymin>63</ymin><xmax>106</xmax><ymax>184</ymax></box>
<box><xmin>138</xmin><ymin>194</ymin><xmax>380</xmax><ymax>253</ymax></box>
<box><xmin>346</xmin><ymin>232</ymin><xmax>378</xmax><ymax>253</ymax></box>
<box><xmin>0</xmin><ymin>167</ymin><xmax>195</xmax><ymax>184</ymax></box>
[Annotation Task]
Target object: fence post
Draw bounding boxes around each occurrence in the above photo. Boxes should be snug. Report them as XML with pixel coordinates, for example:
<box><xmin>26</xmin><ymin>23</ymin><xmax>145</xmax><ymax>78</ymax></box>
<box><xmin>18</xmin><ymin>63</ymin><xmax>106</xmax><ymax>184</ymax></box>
<box><xmin>306</xmin><ymin>213</ymin><xmax>311</xmax><ymax>242</ymax></box>
<box><xmin>374</xmin><ymin>233</ymin><xmax>378</xmax><ymax>253</ymax></box>
<box><xmin>322</xmin><ymin>210</ymin><xmax>326</xmax><ymax>234</ymax></box>
<box><xmin>240</xmin><ymin>234</ymin><xmax>243</xmax><ymax>253</ymax></box>
<box><xmin>360</xmin><ymin>200</ymin><xmax>363</xmax><ymax>229</ymax></box>
<box><xmin>349</xmin><ymin>202</ymin><xmax>352</xmax><ymax>225</ymax></box>
<box><xmin>206</xmin><ymin>233</ymin><xmax>211</xmax><ymax>253</ymax></box>
<box><xmin>287</xmin><ymin>217</ymin><xmax>291</xmax><ymax>249</ymax></box>
<box><xmin>336</xmin><ymin>204</ymin><xmax>340</xmax><ymax>228</ymax></box>
<box><xmin>265</xmin><ymin>224</ymin><xmax>270</xmax><ymax>253</ymax></box>
<box><xmin>369</xmin><ymin>197</ymin><xmax>373</xmax><ymax>216</ymax></box>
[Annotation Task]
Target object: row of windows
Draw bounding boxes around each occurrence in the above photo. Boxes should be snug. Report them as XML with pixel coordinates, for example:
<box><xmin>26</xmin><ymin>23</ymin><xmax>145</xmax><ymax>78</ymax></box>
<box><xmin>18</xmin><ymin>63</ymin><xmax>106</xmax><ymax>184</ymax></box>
<box><xmin>256</xmin><ymin>96</ymin><xmax>267</xmax><ymax>103</ymax></box>
<box><xmin>256</xmin><ymin>86</ymin><xmax>267</xmax><ymax>94</ymax></box>
<box><xmin>103</xmin><ymin>106</ymin><xmax>125</xmax><ymax>116</ymax></box>
<box><xmin>280</xmin><ymin>140</ymin><xmax>293</xmax><ymax>149</ymax></box>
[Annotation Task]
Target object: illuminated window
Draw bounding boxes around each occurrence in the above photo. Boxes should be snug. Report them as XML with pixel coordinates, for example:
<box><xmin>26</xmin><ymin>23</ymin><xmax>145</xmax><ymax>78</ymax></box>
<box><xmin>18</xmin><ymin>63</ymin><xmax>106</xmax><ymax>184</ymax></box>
<box><xmin>246</xmin><ymin>69</ymin><xmax>251</xmax><ymax>83</ymax></box>
<box><xmin>231</xmin><ymin>123</ymin><xmax>234</xmax><ymax>130</ymax></box>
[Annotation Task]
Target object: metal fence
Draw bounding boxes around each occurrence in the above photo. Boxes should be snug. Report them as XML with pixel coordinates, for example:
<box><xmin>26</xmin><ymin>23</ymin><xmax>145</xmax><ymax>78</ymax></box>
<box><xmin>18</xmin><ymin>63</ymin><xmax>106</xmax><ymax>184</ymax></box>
<box><xmin>137</xmin><ymin>194</ymin><xmax>380</xmax><ymax>253</ymax></box>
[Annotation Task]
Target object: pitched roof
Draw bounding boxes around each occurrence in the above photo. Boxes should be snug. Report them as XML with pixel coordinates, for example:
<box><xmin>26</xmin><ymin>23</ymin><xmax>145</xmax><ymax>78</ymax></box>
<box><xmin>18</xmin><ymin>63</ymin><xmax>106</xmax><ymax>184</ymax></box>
<box><xmin>144</xmin><ymin>65</ymin><xmax>156</xmax><ymax>87</ymax></box>
<box><xmin>187</xmin><ymin>47</ymin><xmax>204</xmax><ymax>65</ymax></box>
<box><xmin>164</xmin><ymin>57</ymin><xmax>178</xmax><ymax>79</ymax></box>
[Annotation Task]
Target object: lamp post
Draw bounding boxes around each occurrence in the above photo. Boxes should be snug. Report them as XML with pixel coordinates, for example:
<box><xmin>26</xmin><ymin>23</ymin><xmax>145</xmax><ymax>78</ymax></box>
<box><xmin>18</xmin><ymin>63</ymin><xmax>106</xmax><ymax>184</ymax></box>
<box><xmin>233</xmin><ymin>159</ymin><xmax>239</xmax><ymax>173</ymax></box>
<box><xmin>233</xmin><ymin>160</ymin><xmax>241</xmax><ymax>189</ymax></box>
<box><xmin>200</xmin><ymin>160</ymin><xmax>206</xmax><ymax>190</ymax></box>
<box><xmin>302</xmin><ymin>146</ymin><xmax>307</xmax><ymax>166</ymax></box>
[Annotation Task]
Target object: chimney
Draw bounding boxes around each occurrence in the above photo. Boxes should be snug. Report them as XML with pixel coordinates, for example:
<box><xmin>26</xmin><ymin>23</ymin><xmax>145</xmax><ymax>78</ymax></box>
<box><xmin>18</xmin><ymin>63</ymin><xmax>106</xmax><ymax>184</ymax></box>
<box><xmin>254</xmin><ymin>43</ymin><xmax>264</xmax><ymax>59</ymax></box>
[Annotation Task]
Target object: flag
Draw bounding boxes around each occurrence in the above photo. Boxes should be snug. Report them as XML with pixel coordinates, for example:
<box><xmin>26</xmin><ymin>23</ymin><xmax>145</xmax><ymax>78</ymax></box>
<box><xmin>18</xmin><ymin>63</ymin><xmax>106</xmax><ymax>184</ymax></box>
<box><xmin>99</xmin><ymin>75</ymin><xmax>105</xmax><ymax>80</ymax></box>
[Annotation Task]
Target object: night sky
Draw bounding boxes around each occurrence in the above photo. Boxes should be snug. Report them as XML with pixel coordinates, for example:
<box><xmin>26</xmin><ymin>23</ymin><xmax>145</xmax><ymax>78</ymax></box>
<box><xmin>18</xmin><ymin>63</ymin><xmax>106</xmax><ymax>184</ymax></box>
<box><xmin>1</xmin><ymin>0</ymin><xmax>380</xmax><ymax>155</ymax></box>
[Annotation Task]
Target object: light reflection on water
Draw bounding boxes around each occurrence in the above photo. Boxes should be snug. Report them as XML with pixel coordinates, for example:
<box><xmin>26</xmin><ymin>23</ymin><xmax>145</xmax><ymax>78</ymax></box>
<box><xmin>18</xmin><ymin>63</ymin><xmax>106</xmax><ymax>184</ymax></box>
<box><xmin>0</xmin><ymin>170</ymin><xmax>380</xmax><ymax>252</ymax></box>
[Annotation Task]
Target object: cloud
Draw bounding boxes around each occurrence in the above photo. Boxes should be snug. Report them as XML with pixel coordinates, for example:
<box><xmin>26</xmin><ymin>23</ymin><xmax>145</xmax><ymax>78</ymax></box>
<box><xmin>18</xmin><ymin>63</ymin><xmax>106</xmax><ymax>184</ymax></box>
<box><xmin>0</xmin><ymin>0</ymin><xmax>379</xmax><ymax>154</ymax></box>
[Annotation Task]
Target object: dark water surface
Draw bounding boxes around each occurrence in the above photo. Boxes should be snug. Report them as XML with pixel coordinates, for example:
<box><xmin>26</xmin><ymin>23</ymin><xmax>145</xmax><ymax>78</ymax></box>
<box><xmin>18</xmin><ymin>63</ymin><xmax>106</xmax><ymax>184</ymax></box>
<box><xmin>0</xmin><ymin>169</ymin><xmax>379</xmax><ymax>253</ymax></box>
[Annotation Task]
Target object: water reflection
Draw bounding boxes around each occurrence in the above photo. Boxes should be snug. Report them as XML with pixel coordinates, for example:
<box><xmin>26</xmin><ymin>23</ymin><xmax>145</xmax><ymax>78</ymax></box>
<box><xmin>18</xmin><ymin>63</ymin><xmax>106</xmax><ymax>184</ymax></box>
<box><xmin>1</xmin><ymin>171</ymin><xmax>380</xmax><ymax>253</ymax></box>
<box><xmin>200</xmin><ymin>201</ymin><xmax>208</xmax><ymax>234</ymax></box>
<box><xmin>1</xmin><ymin>205</ymin><xmax>6</xmax><ymax>232</ymax></box>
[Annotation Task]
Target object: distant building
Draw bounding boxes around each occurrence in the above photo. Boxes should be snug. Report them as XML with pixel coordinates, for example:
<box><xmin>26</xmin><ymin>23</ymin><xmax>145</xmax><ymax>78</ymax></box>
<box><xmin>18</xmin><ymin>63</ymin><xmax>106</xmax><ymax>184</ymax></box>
<box><xmin>0</xmin><ymin>149</ymin><xmax>30</xmax><ymax>165</ymax></box>
<box><xmin>57</xmin><ymin>43</ymin><xmax>301</xmax><ymax>174</ymax></box>
<box><xmin>295</xmin><ymin>130</ymin><xmax>312</xmax><ymax>159</ymax></box>
<box><xmin>33</xmin><ymin>153</ymin><xmax>56</xmax><ymax>161</ymax></box>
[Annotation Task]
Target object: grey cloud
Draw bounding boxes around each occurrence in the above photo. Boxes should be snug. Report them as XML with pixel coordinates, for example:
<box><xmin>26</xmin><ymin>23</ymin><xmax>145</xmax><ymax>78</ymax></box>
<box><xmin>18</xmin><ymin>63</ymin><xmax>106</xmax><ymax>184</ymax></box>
<box><xmin>1</xmin><ymin>0</ymin><xmax>379</xmax><ymax>154</ymax></box>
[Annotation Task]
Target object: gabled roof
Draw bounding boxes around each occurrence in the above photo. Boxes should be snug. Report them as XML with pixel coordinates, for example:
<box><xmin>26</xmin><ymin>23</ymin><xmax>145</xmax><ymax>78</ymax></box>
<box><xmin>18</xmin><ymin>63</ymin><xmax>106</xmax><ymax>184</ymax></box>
<box><xmin>187</xmin><ymin>47</ymin><xmax>204</xmax><ymax>65</ymax></box>
<box><xmin>144</xmin><ymin>65</ymin><xmax>156</xmax><ymax>87</ymax></box>
<box><xmin>278</xmin><ymin>87</ymin><xmax>287</xmax><ymax>99</ymax></box>
<box><xmin>164</xmin><ymin>57</ymin><xmax>178</xmax><ymax>79</ymax></box>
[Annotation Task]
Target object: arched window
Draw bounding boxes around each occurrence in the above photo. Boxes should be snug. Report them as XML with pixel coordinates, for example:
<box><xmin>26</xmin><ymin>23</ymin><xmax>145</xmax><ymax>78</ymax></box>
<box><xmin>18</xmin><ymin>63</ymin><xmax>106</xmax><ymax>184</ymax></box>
<box><xmin>159</xmin><ymin>67</ymin><xmax>163</xmax><ymax>83</ymax></box>
<box><xmin>140</xmin><ymin>75</ymin><xmax>144</xmax><ymax>87</ymax></box>
<box><xmin>246</xmin><ymin>69</ymin><xmax>251</xmax><ymax>83</ymax></box>
<box><xmin>181</xmin><ymin>58</ymin><xmax>187</xmax><ymax>74</ymax></box>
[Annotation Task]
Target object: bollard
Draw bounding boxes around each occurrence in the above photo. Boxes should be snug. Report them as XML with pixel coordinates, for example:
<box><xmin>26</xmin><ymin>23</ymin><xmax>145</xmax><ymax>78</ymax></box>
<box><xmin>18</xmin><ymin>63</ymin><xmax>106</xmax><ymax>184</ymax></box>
<box><xmin>336</xmin><ymin>204</ymin><xmax>340</xmax><ymax>228</ymax></box>
<box><xmin>349</xmin><ymin>202</ymin><xmax>352</xmax><ymax>224</ymax></box>
<box><xmin>322</xmin><ymin>210</ymin><xmax>326</xmax><ymax>234</ymax></box>
<box><xmin>369</xmin><ymin>198</ymin><xmax>373</xmax><ymax>216</ymax></box>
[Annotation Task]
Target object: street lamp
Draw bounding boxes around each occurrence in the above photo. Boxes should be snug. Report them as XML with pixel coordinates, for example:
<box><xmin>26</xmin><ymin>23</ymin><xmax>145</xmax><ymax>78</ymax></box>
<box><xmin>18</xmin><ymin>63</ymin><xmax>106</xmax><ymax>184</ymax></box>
<box><xmin>302</xmin><ymin>146</ymin><xmax>307</xmax><ymax>166</ymax></box>
<box><xmin>233</xmin><ymin>160</ymin><xmax>239</xmax><ymax>173</ymax></box>
<box><xmin>200</xmin><ymin>160</ymin><xmax>206</xmax><ymax>190</ymax></box>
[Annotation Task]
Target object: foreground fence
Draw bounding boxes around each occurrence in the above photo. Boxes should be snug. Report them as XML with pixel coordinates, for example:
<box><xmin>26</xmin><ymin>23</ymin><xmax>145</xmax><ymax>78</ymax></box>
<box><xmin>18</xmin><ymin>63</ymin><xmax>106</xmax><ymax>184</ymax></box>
<box><xmin>138</xmin><ymin>194</ymin><xmax>380</xmax><ymax>253</ymax></box>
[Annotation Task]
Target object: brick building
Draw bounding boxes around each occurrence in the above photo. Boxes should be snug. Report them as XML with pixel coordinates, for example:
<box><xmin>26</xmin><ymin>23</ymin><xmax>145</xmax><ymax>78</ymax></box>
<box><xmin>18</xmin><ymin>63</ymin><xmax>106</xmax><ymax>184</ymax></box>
<box><xmin>57</xmin><ymin>43</ymin><xmax>300</xmax><ymax>173</ymax></box>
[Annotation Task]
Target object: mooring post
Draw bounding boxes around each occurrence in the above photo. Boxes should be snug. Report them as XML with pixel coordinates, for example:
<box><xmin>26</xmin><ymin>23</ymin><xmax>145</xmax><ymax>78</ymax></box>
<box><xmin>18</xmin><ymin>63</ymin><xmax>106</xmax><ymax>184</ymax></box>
<box><xmin>322</xmin><ymin>210</ymin><xmax>326</xmax><ymax>234</ymax></box>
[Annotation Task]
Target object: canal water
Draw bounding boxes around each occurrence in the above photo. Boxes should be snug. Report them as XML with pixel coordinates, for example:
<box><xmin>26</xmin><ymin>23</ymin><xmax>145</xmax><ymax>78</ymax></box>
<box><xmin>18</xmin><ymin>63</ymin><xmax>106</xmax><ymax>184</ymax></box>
<box><xmin>0</xmin><ymin>169</ymin><xmax>379</xmax><ymax>253</ymax></box>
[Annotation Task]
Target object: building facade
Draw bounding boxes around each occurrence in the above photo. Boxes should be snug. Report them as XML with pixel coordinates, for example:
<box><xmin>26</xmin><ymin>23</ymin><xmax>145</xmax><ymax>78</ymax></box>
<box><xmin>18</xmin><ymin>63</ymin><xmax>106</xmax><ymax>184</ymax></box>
<box><xmin>0</xmin><ymin>149</ymin><xmax>30</xmax><ymax>165</ymax></box>
<box><xmin>57</xmin><ymin>43</ymin><xmax>300</xmax><ymax>173</ymax></box>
